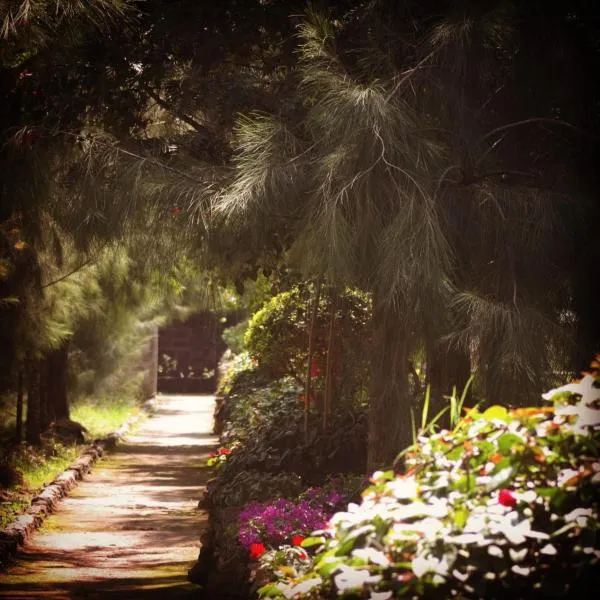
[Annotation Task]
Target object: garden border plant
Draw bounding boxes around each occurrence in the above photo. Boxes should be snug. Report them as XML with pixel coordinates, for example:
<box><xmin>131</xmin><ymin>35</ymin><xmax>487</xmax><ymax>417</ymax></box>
<box><xmin>254</xmin><ymin>361</ymin><xmax>600</xmax><ymax>599</ymax></box>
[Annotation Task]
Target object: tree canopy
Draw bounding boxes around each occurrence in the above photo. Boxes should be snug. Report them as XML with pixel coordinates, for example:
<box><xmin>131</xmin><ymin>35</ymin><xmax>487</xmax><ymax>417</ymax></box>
<box><xmin>1</xmin><ymin>0</ymin><xmax>598</xmax><ymax>466</ymax></box>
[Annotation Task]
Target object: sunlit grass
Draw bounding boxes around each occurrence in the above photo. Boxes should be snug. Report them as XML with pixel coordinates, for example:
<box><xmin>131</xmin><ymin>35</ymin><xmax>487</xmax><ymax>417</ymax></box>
<box><xmin>1</xmin><ymin>393</ymin><xmax>143</xmax><ymax>529</ymax></box>
<box><xmin>0</xmin><ymin>443</ymin><xmax>81</xmax><ymax>528</ymax></box>
<box><xmin>71</xmin><ymin>395</ymin><xmax>141</xmax><ymax>439</ymax></box>
<box><xmin>16</xmin><ymin>444</ymin><xmax>83</xmax><ymax>490</ymax></box>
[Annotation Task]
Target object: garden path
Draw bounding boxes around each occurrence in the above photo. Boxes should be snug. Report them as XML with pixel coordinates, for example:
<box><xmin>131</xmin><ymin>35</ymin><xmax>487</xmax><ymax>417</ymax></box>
<box><xmin>0</xmin><ymin>395</ymin><xmax>217</xmax><ymax>599</ymax></box>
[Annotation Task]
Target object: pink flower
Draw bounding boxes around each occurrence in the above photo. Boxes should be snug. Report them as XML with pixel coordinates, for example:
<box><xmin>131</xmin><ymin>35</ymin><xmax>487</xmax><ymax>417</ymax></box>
<box><xmin>249</xmin><ymin>542</ymin><xmax>266</xmax><ymax>560</ymax></box>
<box><xmin>498</xmin><ymin>488</ymin><xmax>517</xmax><ymax>507</ymax></box>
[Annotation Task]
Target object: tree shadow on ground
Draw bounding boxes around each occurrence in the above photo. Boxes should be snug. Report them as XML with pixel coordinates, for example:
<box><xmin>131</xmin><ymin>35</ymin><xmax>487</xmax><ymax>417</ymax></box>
<box><xmin>0</xmin><ymin>570</ymin><xmax>204</xmax><ymax>599</ymax></box>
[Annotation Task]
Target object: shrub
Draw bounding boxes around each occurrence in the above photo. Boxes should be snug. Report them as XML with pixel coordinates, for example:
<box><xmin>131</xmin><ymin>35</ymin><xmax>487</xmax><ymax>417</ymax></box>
<box><xmin>223</xmin><ymin>319</ymin><xmax>250</xmax><ymax>355</ymax></box>
<box><xmin>244</xmin><ymin>284</ymin><xmax>371</xmax><ymax>406</ymax></box>
<box><xmin>239</xmin><ymin>478</ymin><xmax>366</xmax><ymax>553</ymax></box>
<box><xmin>258</xmin><ymin>369</ymin><xmax>600</xmax><ymax>599</ymax></box>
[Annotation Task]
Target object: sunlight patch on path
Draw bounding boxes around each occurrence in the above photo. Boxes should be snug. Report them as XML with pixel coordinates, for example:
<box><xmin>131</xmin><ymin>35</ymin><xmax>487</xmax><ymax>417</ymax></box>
<box><xmin>0</xmin><ymin>395</ymin><xmax>217</xmax><ymax>599</ymax></box>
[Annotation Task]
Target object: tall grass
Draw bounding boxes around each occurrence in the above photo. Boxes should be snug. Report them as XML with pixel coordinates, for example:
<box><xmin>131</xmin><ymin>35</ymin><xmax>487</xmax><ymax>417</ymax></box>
<box><xmin>71</xmin><ymin>394</ymin><xmax>141</xmax><ymax>439</ymax></box>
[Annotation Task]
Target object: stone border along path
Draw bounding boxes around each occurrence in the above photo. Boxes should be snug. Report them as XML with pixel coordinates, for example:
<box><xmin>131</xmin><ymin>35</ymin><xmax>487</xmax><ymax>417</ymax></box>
<box><xmin>0</xmin><ymin>400</ymin><xmax>155</xmax><ymax>566</ymax></box>
<box><xmin>0</xmin><ymin>394</ymin><xmax>217</xmax><ymax>599</ymax></box>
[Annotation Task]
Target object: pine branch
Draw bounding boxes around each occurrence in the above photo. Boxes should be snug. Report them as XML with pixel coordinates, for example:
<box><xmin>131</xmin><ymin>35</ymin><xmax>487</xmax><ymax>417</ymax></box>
<box><xmin>477</xmin><ymin>117</ymin><xmax>595</xmax><ymax>149</ymax></box>
<box><xmin>142</xmin><ymin>86</ymin><xmax>206</xmax><ymax>132</ymax></box>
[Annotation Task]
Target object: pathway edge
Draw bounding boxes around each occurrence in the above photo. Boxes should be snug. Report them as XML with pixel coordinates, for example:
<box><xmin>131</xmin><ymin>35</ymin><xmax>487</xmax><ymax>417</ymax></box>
<box><xmin>0</xmin><ymin>398</ymin><xmax>158</xmax><ymax>568</ymax></box>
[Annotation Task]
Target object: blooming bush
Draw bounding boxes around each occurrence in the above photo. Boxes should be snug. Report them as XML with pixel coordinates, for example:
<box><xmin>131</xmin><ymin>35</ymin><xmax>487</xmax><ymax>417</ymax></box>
<box><xmin>239</xmin><ymin>498</ymin><xmax>330</xmax><ymax>552</ymax></box>
<box><xmin>206</xmin><ymin>442</ymin><xmax>240</xmax><ymax>469</ymax></box>
<box><xmin>240</xmin><ymin>480</ymin><xmax>363</xmax><ymax>553</ymax></box>
<box><xmin>258</xmin><ymin>368</ymin><xmax>600</xmax><ymax>599</ymax></box>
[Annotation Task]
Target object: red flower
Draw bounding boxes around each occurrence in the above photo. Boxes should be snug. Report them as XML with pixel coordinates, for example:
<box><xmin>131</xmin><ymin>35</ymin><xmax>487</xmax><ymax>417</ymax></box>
<box><xmin>208</xmin><ymin>452</ymin><xmax>217</xmax><ymax>458</ymax></box>
<box><xmin>291</xmin><ymin>535</ymin><xmax>305</xmax><ymax>547</ymax></box>
<box><xmin>218</xmin><ymin>447</ymin><xmax>231</xmax><ymax>455</ymax></box>
<box><xmin>498</xmin><ymin>489</ymin><xmax>517</xmax><ymax>507</ymax></box>
<box><xmin>297</xmin><ymin>549</ymin><xmax>308</xmax><ymax>560</ymax></box>
<box><xmin>249</xmin><ymin>542</ymin><xmax>266</xmax><ymax>560</ymax></box>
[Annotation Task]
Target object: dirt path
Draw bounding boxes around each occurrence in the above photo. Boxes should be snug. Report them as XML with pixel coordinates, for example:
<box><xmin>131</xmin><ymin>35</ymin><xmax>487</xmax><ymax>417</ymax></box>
<box><xmin>0</xmin><ymin>395</ymin><xmax>217</xmax><ymax>599</ymax></box>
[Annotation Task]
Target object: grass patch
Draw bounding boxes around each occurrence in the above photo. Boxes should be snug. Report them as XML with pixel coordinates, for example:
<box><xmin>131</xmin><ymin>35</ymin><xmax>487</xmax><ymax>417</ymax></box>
<box><xmin>71</xmin><ymin>394</ymin><xmax>141</xmax><ymax>439</ymax></box>
<box><xmin>0</xmin><ymin>442</ymin><xmax>82</xmax><ymax>528</ymax></box>
<box><xmin>1</xmin><ymin>393</ymin><xmax>142</xmax><ymax>529</ymax></box>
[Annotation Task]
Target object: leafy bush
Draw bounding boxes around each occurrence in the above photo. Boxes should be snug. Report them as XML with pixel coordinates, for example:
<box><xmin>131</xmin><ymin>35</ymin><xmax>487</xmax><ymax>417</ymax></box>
<box><xmin>244</xmin><ymin>285</ymin><xmax>371</xmax><ymax>405</ymax></box>
<box><xmin>208</xmin><ymin>470</ymin><xmax>305</xmax><ymax>509</ymax></box>
<box><xmin>258</xmin><ymin>370</ymin><xmax>600</xmax><ymax>599</ymax></box>
<box><xmin>223</xmin><ymin>319</ymin><xmax>250</xmax><ymax>355</ymax></box>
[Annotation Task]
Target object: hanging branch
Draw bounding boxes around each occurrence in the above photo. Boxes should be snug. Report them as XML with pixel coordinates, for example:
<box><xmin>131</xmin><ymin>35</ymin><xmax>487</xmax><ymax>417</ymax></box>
<box><xmin>143</xmin><ymin>86</ymin><xmax>206</xmax><ymax>132</ymax></box>
<box><xmin>323</xmin><ymin>289</ymin><xmax>338</xmax><ymax>432</ymax></box>
<box><xmin>304</xmin><ymin>280</ymin><xmax>322</xmax><ymax>442</ymax></box>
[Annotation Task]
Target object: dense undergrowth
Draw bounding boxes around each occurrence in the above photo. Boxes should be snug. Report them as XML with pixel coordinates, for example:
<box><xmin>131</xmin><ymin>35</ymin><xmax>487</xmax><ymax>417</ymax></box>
<box><xmin>256</xmin><ymin>369</ymin><xmax>600</xmax><ymax>599</ymax></box>
<box><xmin>191</xmin><ymin>286</ymin><xmax>372</xmax><ymax>597</ymax></box>
<box><xmin>193</xmin><ymin>286</ymin><xmax>599</xmax><ymax>599</ymax></box>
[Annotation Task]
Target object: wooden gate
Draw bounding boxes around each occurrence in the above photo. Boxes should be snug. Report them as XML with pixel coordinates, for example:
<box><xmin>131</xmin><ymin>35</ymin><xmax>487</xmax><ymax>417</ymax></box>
<box><xmin>157</xmin><ymin>312</ymin><xmax>228</xmax><ymax>394</ymax></box>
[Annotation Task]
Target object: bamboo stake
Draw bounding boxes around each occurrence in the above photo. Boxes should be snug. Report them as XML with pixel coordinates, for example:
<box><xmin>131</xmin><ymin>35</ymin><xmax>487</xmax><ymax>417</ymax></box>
<box><xmin>323</xmin><ymin>290</ymin><xmax>338</xmax><ymax>432</ymax></box>
<box><xmin>304</xmin><ymin>281</ymin><xmax>322</xmax><ymax>442</ymax></box>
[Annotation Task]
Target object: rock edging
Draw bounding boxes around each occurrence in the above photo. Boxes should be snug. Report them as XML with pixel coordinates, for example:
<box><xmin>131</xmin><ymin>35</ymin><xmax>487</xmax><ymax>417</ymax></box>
<box><xmin>0</xmin><ymin>398</ymin><xmax>157</xmax><ymax>567</ymax></box>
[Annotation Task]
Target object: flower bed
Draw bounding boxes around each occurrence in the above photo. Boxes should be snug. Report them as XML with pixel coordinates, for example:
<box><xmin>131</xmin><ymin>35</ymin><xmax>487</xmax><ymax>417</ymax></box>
<box><xmin>256</xmin><ymin>370</ymin><xmax>600</xmax><ymax>599</ymax></box>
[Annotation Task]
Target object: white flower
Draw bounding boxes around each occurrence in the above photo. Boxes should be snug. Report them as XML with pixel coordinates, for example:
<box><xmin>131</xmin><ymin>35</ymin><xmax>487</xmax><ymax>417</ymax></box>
<box><xmin>368</xmin><ymin>593</ymin><xmax>393</xmax><ymax>600</ymax></box>
<box><xmin>416</xmin><ymin>517</ymin><xmax>445</xmax><ymax>540</ymax></box>
<box><xmin>557</xmin><ymin>468</ymin><xmax>579</xmax><ymax>487</ymax></box>
<box><xmin>334</xmin><ymin>566</ymin><xmax>381</xmax><ymax>592</ymax></box>
<box><xmin>542</xmin><ymin>375</ymin><xmax>600</xmax><ymax>404</ymax></box>
<box><xmin>564</xmin><ymin>507</ymin><xmax>593</xmax><ymax>526</ymax></box>
<box><xmin>412</xmin><ymin>550</ymin><xmax>455</xmax><ymax>578</ymax></box>
<box><xmin>540</xmin><ymin>543</ymin><xmax>557</xmax><ymax>556</ymax></box>
<box><xmin>555</xmin><ymin>403</ymin><xmax>600</xmax><ymax>434</ymax></box>
<box><xmin>286</xmin><ymin>577</ymin><xmax>322</xmax><ymax>598</ymax></box>
<box><xmin>352</xmin><ymin>548</ymin><xmax>390</xmax><ymax>567</ymax></box>
<box><xmin>387</xmin><ymin>477</ymin><xmax>418</xmax><ymax>500</ymax></box>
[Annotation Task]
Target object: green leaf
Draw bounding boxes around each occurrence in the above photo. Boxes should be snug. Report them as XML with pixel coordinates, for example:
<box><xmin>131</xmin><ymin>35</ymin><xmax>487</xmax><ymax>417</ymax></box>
<box><xmin>302</xmin><ymin>536</ymin><xmax>326</xmax><ymax>548</ymax></box>
<box><xmin>455</xmin><ymin>473</ymin><xmax>477</xmax><ymax>493</ymax></box>
<box><xmin>497</xmin><ymin>433</ymin><xmax>523</xmax><ymax>456</ymax></box>
<box><xmin>317</xmin><ymin>557</ymin><xmax>344</xmax><ymax>577</ymax></box>
<box><xmin>482</xmin><ymin>405</ymin><xmax>510</xmax><ymax>422</ymax></box>
<box><xmin>258</xmin><ymin>583</ymin><xmax>285</xmax><ymax>598</ymax></box>
<box><xmin>335</xmin><ymin>524</ymin><xmax>375</xmax><ymax>556</ymax></box>
<box><xmin>453</xmin><ymin>507</ymin><xmax>469</xmax><ymax>529</ymax></box>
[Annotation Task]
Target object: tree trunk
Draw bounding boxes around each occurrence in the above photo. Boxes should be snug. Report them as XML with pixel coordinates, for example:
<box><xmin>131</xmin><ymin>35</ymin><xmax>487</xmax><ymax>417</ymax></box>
<box><xmin>46</xmin><ymin>341</ymin><xmax>70</xmax><ymax>421</ymax></box>
<box><xmin>25</xmin><ymin>358</ymin><xmax>41</xmax><ymax>445</ymax></box>
<box><xmin>367</xmin><ymin>300</ymin><xmax>412</xmax><ymax>471</ymax></box>
<box><xmin>39</xmin><ymin>359</ymin><xmax>50</xmax><ymax>432</ymax></box>
<box><xmin>15</xmin><ymin>368</ymin><xmax>24</xmax><ymax>443</ymax></box>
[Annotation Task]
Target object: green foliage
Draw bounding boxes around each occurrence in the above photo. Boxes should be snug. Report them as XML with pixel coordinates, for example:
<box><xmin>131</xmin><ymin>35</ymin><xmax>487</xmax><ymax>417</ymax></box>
<box><xmin>222</xmin><ymin>319</ymin><xmax>249</xmax><ymax>355</ymax></box>
<box><xmin>208</xmin><ymin>470</ymin><xmax>304</xmax><ymax>510</ymax></box>
<box><xmin>244</xmin><ymin>284</ymin><xmax>371</xmax><ymax>402</ymax></box>
<box><xmin>259</xmin><ymin>369</ymin><xmax>600</xmax><ymax>598</ymax></box>
<box><xmin>0</xmin><ymin>440</ymin><xmax>80</xmax><ymax>527</ymax></box>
